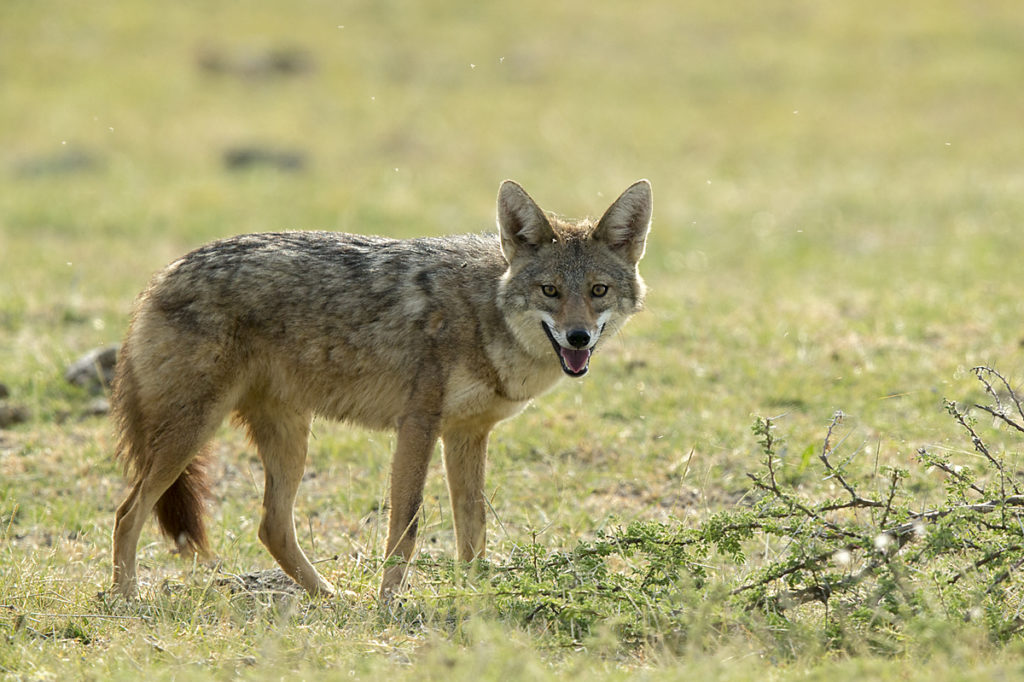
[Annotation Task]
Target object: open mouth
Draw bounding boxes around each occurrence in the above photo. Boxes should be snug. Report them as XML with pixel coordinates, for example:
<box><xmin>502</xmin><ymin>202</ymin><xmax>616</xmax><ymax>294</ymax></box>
<box><xmin>541</xmin><ymin>322</ymin><xmax>592</xmax><ymax>377</ymax></box>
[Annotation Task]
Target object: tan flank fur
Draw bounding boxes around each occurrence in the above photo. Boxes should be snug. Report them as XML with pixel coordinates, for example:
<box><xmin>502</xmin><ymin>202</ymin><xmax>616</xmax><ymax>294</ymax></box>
<box><xmin>111</xmin><ymin>179</ymin><xmax>653</xmax><ymax>598</ymax></box>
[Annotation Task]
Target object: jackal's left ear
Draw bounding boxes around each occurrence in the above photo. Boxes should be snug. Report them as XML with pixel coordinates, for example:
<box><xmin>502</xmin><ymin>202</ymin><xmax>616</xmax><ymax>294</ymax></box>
<box><xmin>594</xmin><ymin>180</ymin><xmax>652</xmax><ymax>264</ymax></box>
<box><xmin>497</xmin><ymin>180</ymin><xmax>557</xmax><ymax>262</ymax></box>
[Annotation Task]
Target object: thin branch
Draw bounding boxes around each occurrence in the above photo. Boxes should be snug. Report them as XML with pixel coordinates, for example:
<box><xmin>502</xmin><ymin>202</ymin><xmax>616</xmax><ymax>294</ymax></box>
<box><xmin>918</xmin><ymin>446</ymin><xmax>987</xmax><ymax>496</ymax></box>
<box><xmin>11</xmin><ymin>612</ymin><xmax>152</xmax><ymax>621</ymax></box>
<box><xmin>973</xmin><ymin>366</ymin><xmax>1024</xmax><ymax>428</ymax></box>
<box><xmin>946</xmin><ymin>400</ymin><xmax>1020</xmax><ymax>497</ymax></box>
<box><xmin>730</xmin><ymin>545</ymin><xmax>838</xmax><ymax>597</ymax></box>
<box><xmin>986</xmin><ymin>554</ymin><xmax>1024</xmax><ymax>595</ymax></box>
<box><xmin>814</xmin><ymin>412</ymin><xmax>885</xmax><ymax>512</ymax></box>
<box><xmin>975</xmin><ymin>404</ymin><xmax>1024</xmax><ymax>437</ymax></box>
<box><xmin>747</xmin><ymin>472</ymin><xmax>864</xmax><ymax>540</ymax></box>
<box><xmin>967</xmin><ymin>370</ymin><xmax>1024</xmax><ymax>499</ymax></box>
<box><xmin>946</xmin><ymin>400</ymin><xmax>997</xmax><ymax>465</ymax></box>
<box><xmin>818</xmin><ymin>411</ymin><xmax>858</xmax><ymax>499</ymax></box>
<box><xmin>878</xmin><ymin>468</ymin><xmax>901</xmax><ymax>529</ymax></box>
<box><xmin>817</xmin><ymin>497</ymin><xmax>885</xmax><ymax>513</ymax></box>
<box><xmin>949</xmin><ymin>543</ymin><xmax>1024</xmax><ymax>586</ymax></box>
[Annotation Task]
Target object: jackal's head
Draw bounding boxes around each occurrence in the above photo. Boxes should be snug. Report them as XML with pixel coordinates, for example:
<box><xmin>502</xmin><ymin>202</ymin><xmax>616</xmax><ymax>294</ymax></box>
<box><xmin>496</xmin><ymin>179</ymin><xmax>652</xmax><ymax>377</ymax></box>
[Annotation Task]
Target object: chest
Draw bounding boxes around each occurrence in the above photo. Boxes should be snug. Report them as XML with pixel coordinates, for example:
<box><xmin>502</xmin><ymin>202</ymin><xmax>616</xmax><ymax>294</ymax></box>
<box><xmin>440</xmin><ymin>351</ymin><xmax>563</xmax><ymax>425</ymax></box>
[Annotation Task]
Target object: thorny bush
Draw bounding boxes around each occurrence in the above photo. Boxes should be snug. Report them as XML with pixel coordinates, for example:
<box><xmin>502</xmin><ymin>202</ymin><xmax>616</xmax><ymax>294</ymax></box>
<box><xmin>407</xmin><ymin>366</ymin><xmax>1024</xmax><ymax>655</ymax></box>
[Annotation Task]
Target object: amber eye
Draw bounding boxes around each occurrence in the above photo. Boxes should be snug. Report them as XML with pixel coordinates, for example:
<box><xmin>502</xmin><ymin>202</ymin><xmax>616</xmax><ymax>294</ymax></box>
<box><xmin>591</xmin><ymin>284</ymin><xmax>608</xmax><ymax>297</ymax></box>
<box><xmin>541</xmin><ymin>284</ymin><xmax>559</xmax><ymax>298</ymax></box>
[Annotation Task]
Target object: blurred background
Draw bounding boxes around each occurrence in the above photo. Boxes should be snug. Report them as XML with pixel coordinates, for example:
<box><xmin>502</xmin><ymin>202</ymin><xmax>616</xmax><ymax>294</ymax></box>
<box><xmin>2</xmin><ymin>0</ymin><xmax>1024</xmax><ymax>456</ymax></box>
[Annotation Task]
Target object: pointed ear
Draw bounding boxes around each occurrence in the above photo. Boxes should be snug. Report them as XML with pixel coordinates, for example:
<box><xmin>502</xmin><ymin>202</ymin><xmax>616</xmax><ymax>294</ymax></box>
<box><xmin>593</xmin><ymin>180</ymin><xmax>652</xmax><ymax>264</ymax></box>
<box><xmin>497</xmin><ymin>180</ymin><xmax>556</xmax><ymax>262</ymax></box>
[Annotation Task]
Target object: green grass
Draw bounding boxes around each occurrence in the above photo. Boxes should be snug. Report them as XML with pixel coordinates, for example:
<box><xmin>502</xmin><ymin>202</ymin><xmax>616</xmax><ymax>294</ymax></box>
<box><xmin>4</xmin><ymin>0</ymin><xmax>1024</xmax><ymax>678</ymax></box>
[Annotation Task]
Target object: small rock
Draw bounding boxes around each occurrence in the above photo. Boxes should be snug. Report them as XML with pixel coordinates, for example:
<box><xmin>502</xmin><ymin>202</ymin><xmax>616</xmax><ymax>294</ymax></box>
<box><xmin>82</xmin><ymin>397</ymin><xmax>111</xmax><ymax>418</ymax></box>
<box><xmin>0</xmin><ymin>403</ymin><xmax>30</xmax><ymax>428</ymax></box>
<box><xmin>14</xmin><ymin>147</ymin><xmax>102</xmax><ymax>178</ymax></box>
<box><xmin>223</xmin><ymin>146</ymin><xmax>306</xmax><ymax>172</ymax></box>
<box><xmin>217</xmin><ymin>568</ymin><xmax>304</xmax><ymax>596</ymax></box>
<box><xmin>65</xmin><ymin>344</ymin><xmax>119</xmax><ymax>393</ymax></box>
<box><xmin>197</xmin><ymin>46</ymin><xmax>314</xmax><ymax>79</ymax></box>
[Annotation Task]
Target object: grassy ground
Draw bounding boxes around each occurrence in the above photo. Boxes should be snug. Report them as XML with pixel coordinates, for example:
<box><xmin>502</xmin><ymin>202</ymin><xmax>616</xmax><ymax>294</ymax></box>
<box><xmin>3</xmin><ymin>0</ymin><xmax>1024</xmax><ymax>678</ymax></box>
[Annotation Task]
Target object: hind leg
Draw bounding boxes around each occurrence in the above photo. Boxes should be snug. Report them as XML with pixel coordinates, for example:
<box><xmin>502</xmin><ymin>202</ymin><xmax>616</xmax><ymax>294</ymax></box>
<box><xmin>112</xmin><ymin>397</ymin><xmax>230</xmax><ymax>598</ymax></box>
<box><xmin>241</xmin><ymin>404</ymin><xmax>334</xmax><ymax>596</ymax></box>
<box><xmin>112</xmin><ymin>440</ymin><xmax>216</xmax><ymax>598</ymax></box>
<box><xmin>112</xmin><ymin>479</ymin><xmax>152</xmax><ymax>597</ymax></box>
<box><xmin>112</xmin><ymin>459</ymin><xmax>191</xmax><ymax>597</ymax></box>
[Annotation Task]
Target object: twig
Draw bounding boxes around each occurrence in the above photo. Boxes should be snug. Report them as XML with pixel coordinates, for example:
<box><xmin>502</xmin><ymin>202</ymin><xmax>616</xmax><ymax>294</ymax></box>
<box><xmin>975</xmin><ymin>404</ymin><xmax>1024</xmax><ymax>437</ymax></box>
<box><xmin>946</xmin><ymin>400</ymin><xmax>994</xmax><ymax>461</ymax></box>
<box><xmin>878</xmin><ymin>468</ymin><xmax>902</xmax><ymax>529</ymax></box>
<box><xmin>12</xmin><ymin>612</ymin><xmax>152</xmax><ymax>621</ymax></box>
<box><xmin>986</xmin><ymin>554</ymin><xmax>1024</xmax><ymax>595</ymax></box>
<box><xmin>973</xmin><ymin>366</ymin><xmax>1024</xmax><ymax>429</ymax></box>
<box><xmin>748</xmin><ymin>472</ymin><xmax>865</xmax><ymax>540</ymax></box>
<box><xmin>819</xmin><ymin>411</ymin><xmax>859</xmax><ymax>500</ymax></box>
<box><xmin>918</xmin><ymin>447</ymin><xmax>987</xmax><ymax>496</ymax></box>
<box><xmin>949</xmin><ymin>543</ymin><xmax>1024</xmax><ymax>586</ymax></box>
<box><xmin>787</xmin><ymin>412</ymin><xmax>883</xmax><ymax>514</ymax></box>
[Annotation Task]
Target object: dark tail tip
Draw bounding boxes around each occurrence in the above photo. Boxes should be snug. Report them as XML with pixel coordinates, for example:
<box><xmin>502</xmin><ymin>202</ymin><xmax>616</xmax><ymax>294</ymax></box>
<box><xmin>154</xmin><ymin>454</ymin><xmax>212</xmax><ymax>557</ymax></box>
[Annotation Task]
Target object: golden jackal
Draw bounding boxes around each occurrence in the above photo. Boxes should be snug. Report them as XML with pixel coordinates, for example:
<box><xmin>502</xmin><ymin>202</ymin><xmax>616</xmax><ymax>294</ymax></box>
<box><xmin>111</xmin><ymin>179</ymin><xmax>652</xmax><ymax>598</ymax></box>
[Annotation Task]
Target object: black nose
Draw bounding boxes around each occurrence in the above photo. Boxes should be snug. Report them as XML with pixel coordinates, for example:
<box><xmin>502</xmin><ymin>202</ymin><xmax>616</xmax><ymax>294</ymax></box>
<box><xmin>566</xmin><ymin>329</ymin><xmax>591</xmax><ymax>348</ymax></box>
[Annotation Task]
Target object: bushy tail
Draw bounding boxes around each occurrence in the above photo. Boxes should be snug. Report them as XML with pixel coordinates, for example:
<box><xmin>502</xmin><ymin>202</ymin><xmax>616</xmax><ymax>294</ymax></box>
<box><xmin>111</xmin><ymin>339</ymin><xmax>212</xmax><ymax>557</ymax></box>
<box><xmin>154</xmin><ymin>456</ymin><xmax>211</xmax><ymax>556</ymax></box>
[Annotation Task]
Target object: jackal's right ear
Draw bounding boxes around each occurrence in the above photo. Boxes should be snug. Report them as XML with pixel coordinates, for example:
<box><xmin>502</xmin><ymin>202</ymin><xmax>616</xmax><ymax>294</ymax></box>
<box><xmin>497</xmin><ymin>180</ymin><xmax>556</xmax><ymax>262</ymax></box>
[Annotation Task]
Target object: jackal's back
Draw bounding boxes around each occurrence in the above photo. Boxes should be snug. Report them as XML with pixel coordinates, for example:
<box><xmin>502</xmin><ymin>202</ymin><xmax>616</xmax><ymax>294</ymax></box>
<box><xmin>120</xmin><ymin>231</ymin><xmax>519</xmax><ymax>430</ymax></box>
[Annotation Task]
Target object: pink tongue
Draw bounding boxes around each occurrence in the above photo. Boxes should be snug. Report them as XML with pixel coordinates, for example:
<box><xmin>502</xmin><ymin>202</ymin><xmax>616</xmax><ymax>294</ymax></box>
<box><xmin>560</xmin><ymin>348</ymin><xmax>591</xmax><ymax>373</ymax></box>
